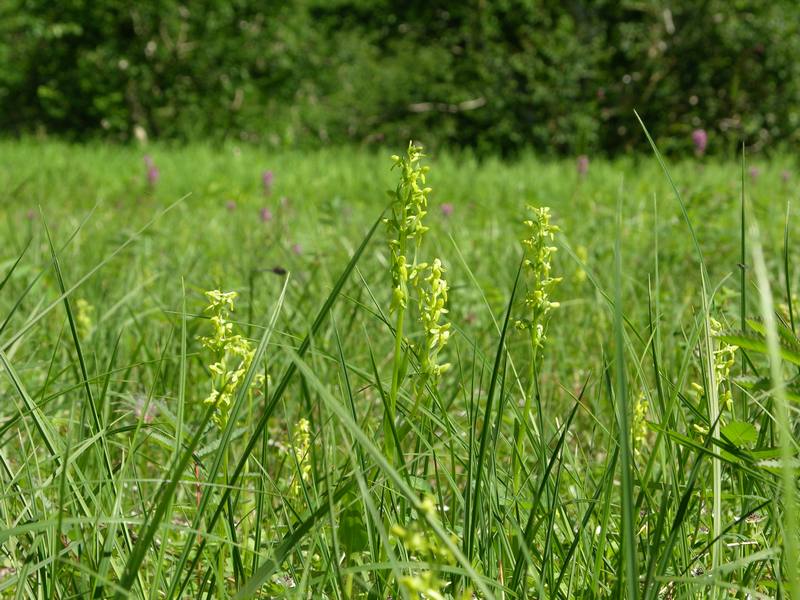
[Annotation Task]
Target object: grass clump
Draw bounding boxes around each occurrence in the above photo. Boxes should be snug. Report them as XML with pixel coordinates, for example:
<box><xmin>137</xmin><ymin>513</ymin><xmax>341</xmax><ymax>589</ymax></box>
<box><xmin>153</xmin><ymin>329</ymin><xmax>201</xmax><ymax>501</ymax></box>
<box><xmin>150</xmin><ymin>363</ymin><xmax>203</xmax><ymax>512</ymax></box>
<box><xmin>0</xmin><ymin>138</ymin><xmax>798</xmax><ymax>598</ymax></box>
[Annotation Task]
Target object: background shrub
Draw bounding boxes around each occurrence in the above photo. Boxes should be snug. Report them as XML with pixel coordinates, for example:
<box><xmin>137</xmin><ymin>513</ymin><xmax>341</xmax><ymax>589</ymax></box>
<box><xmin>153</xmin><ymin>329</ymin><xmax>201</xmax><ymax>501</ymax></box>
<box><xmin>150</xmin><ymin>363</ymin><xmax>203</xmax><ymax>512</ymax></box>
<box><xmin>1</xmin><ymin>0</ymin><xmax>798</xmax><ymax>155</ymax></box>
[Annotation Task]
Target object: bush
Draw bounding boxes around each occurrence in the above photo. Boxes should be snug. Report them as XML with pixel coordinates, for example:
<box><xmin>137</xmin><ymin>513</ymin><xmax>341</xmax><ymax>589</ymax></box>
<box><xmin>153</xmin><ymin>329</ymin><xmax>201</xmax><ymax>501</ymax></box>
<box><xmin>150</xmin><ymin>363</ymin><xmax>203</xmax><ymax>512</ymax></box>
<box><xmin>1</xmin><ymin>0</ymin><xmax>799</xmax><ymax>155</ymax></box>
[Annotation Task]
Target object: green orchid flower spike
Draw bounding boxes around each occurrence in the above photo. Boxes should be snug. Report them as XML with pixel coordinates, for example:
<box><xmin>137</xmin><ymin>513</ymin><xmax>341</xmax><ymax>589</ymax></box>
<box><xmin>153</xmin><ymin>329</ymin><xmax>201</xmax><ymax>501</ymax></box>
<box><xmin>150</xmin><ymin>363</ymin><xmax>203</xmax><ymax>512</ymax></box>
<box><xmin>199</xmin><ymin>289</ymin><xmax>265</xmax><ymax>428</ymax></box>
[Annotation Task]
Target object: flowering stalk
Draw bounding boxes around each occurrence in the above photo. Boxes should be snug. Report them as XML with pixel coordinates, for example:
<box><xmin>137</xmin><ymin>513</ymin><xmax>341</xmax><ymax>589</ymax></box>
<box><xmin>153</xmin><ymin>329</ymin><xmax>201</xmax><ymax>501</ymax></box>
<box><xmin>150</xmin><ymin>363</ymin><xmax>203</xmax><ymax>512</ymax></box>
<box><xmin>75</xmin><ymin>298</ymin><xmax>94</xmax><ymax>338</ymax></box>
<box><xmin>516</xmin><ymin>206</ymin><xmax>561</xmax><ymax>346</ymax></box>
<box><xmin>384</xmin><ymin>143</ymin><xmax>431</xmax><ymax>459</ymax></box>
<box><xmin>632</xmin><ymin>393</ymin><xmax>649</xmax><ymax>456</ymax></box>
<box><xmin>199</xmin><ymin>290</ymin><xmax>263</xmax><ymax>428</ymax></box>
<box><xmin>289</xmin><ymin>417</ymin><xmax>312</xmax><ymax>497</ymax></box>
<box><xmin>389</xmin><ymin>496</ymin><xmax>459</xmax><ymax>600</ymax></box>
<box><xmin>143</xmin><ymin>155</ymin><xmax>159</xmax><ymax>187</ymax></box>
<box><xmin>411</xmin><ymin>258</ymin><xmax>451</xmax><ymax>401</ymax></box>
<box><xmin>692</xmin><ymin>317</ymin><xmax>738</xmax><ymax>434</ymax></box>
<box><xmin>262</xmin><ymin>170</ymin><xmax>274</xmax><ymax>195</ymax></box>
<box><xmin>692</xmin><ymin>128</ymin><xmax>708</xmax><ymax>156</ymax></box>
<box><xmin>196</xmin><ymin>289</ymin><xmax>270</xmax><ymax>572</ymax></box>
<box><xmin>513</xmin><ymin>206</ymin><xmax>561</xmax><ymax>489</ymax></box>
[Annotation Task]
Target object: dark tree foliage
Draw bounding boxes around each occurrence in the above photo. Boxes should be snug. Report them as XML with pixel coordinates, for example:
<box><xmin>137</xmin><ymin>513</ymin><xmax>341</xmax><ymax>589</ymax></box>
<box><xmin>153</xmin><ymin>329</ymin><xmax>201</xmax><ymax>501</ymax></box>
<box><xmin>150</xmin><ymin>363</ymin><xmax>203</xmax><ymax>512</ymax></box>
<box><xmin>1</xmin><ymin>0</ymin><xmax>798</xmax><ymax>155</ymax></box>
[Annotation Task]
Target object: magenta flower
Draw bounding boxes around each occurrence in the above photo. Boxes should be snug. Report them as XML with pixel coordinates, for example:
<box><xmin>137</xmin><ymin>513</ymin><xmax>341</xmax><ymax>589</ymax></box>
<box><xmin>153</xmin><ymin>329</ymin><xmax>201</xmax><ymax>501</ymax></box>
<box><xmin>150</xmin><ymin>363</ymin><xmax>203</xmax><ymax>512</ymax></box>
<box><xmin>260</xmin><ymin>207</ymin><xmax>273</xmax><ymax>222</ymax></box>
<box><xmin>262</xmin><ymin>170</ymin><xmax>274</xmax><ymax>195</ymax></box>
<box><xmin>577</xmin><ymin>155</ymin><xmax>589</xmax><ymax>176</ymax></box>
<box><xmin>226</xmin><ymin>200</ymin><xmax>237</xmax><ymax>211</ymax></box>
<box><xmin>441</xmin><ymin>203</ymin><xmax>454</xmax><ymax>217</ymax></box>
<box><xmin>749</xmin><ymin>166</ymin><xmax>760</xmax><ymax>181</ymax></box>
<box><xmin>144</xmin><ymin>155</ymin><xmax>159</xmax><ymax>186</ymax></box>
<box><xmin>291</xmin><ymin>243</ymin><xmax>302</xmax><ymax>255</ymax></box>
<box><xmin>134</xmin><ymin>395</ymin><xmax>157</xmax><ymax>424</ymax></box>
<box><xmin>691</xmin><ymin>129</ymin><xmax>708</xmax><ymax>155</ymax></box>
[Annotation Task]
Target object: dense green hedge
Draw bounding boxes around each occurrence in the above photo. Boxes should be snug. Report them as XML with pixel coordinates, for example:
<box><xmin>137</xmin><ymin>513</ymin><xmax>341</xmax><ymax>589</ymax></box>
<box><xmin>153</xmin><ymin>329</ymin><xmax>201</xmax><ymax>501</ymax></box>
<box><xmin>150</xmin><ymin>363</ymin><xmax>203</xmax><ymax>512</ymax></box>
<box><xmin>2</xmin><ymin>0</ymin><xmax>799</xmax><ymax>155</ymax></box>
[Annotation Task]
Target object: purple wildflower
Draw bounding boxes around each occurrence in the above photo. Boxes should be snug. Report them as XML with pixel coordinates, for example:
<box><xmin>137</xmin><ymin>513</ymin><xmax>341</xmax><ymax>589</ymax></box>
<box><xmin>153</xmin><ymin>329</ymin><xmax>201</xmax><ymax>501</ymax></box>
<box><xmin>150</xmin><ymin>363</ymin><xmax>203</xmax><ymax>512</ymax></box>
<box><xmin>147</xmin><ymin>166</ymin><xmax>159</xmax><ymax>186</ymax></box>
<box><xmin>260</xmin><ymin>207</ymin><xmax>273</xmax><ymax>222</ymax></box>
<box><xmin>441</xmin><ymin>203</ymin><xmax>454</xmax><ymax>217</ymax></box>
<box><xmin>291</xmin><ymin>243</ymin><xmax>302</xmax><ymax>255</ymax></box>
<box><xmin>143</xmin><ymin>155</ymin><xmax>159</xmax><ymax>186</ymax></box>
<box><xmin>577</xmin><ymin>155</ymin><xmax>589</xmax><ymax>176</ymax></box>
<box><xmin>226</xmin><ymin>200</ymin><xmax>237</xmax><ymax>211</ymax></box>
<box><xmin>749</xmin><ymin>166</ymin><xmax>761</xmax><ymax>181</ymax></box>
<box><xmin>134</xmin><ymin>396</ymin><xmax>157</xmax><ymax>424</ymax></box>
<box><xmin>691</xmin><ymin>129</ymin><xmax>708</xmax><ymax>156</ymax></box>
<box><xmin>262</xmin><ymin>170</ymin><xmax>274</xmax><ymax>195</ymax></box>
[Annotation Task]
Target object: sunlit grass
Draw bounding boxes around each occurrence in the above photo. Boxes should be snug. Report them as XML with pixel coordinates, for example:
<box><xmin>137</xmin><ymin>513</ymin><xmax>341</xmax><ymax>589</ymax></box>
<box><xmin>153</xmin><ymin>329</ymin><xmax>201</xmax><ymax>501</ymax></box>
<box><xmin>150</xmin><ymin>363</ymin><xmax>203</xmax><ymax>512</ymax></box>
<box><xmin>0</xmin><ymin>138</ymin><xmax>798</xmax><ymax>598</ymax></box>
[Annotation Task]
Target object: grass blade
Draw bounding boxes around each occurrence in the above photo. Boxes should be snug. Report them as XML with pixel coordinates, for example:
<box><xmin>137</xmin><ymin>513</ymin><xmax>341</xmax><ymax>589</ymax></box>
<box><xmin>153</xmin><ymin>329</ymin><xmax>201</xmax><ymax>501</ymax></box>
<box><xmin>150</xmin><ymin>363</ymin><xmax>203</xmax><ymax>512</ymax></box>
<box><xmin>170</xmin><ymin>211</ymin><xmax>384</xmax><ymax>597</ymax></box>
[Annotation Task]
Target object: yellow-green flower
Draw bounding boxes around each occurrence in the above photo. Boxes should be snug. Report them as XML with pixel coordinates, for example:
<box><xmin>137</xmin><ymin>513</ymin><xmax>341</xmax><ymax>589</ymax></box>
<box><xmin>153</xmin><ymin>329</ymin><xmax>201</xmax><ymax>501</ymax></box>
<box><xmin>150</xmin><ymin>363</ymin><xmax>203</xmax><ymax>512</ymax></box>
<box><xmin>199</xmin><ymin>290</ymin><xmax>264</xmax><ymax>427</ymax></box>
<box><xmin>290</xmin><ymin>418</ymin><xmax>312</xmax><ymax>495</ymax></box>
<box><xmin>516</xmin><ymin>205</ymin><xmax>562</xmax><ymax>350</ymax></box>
<box><xmin>75</xmin><ymin>298</ymin><xmax>94</xmax><ymax>338</ymax></box>
<box><xmin>412</xmin><ymin>258</ymin><xmax>451</xmax><ymax>393</ymax></box>
<box><xmin>390</xmin><ymin>496</ymin><xmax>456</xmax><ymax>600</ymax></box>
<box><xmin>633</xmin><ymin>393</ymin><xmax>650</xmax><ymax>456</ymax></box>
<box><xmin>386</xmin><ymin>142</ymin><xmax>432</xmax><ymax>314</ymax></box>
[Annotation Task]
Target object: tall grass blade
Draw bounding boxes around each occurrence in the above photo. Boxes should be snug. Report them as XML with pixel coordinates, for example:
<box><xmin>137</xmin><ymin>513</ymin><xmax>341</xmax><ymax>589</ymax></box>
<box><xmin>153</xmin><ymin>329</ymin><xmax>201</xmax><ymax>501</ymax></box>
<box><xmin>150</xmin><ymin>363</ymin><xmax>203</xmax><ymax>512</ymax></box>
<box><xmin>613</xmin><ymin>192</ymin><xmax>638</xmax><ymax>600</ymax></box>
<box><xmin>465</xmin><ymin>259</ymin><xmax>523</xmax><ymax>562</ymax></box>
<box><xmin>170</xmin><ymin>212</ymin><xmax>383</xmax><ymax>596</ymax></box>
<box><xmin>749</xmin><ymin>217</ymin><xmax>800</xmax><ymax>597</ymax></box>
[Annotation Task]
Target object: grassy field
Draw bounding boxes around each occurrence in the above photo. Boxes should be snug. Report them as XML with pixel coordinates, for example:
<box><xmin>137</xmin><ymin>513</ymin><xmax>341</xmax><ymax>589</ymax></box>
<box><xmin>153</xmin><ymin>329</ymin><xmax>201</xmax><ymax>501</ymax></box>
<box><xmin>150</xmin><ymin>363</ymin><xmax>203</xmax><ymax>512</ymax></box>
<box><xmin>1</xmin><ymin>139</ymin><xmax>799</xmax><ymax>598</ymax></box>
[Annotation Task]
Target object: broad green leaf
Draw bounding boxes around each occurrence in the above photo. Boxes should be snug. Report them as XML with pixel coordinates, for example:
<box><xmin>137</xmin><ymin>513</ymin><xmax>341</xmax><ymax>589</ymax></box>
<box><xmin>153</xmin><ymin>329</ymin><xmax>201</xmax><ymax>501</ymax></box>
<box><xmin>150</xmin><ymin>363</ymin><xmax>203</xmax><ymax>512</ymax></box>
<box><xmin>718</xmin><ymin>333</ymin><xmax>800</xmax><ymax>366</ymax></box>
<box><xmin>339</xmin><ymin>496</ymin><xmax>369</xmax><ymax>556</ymax></box>
<box><xmin>720</xmin><ymin>420</ymin><xmax>757</xmax><ymax>447</ymax></box>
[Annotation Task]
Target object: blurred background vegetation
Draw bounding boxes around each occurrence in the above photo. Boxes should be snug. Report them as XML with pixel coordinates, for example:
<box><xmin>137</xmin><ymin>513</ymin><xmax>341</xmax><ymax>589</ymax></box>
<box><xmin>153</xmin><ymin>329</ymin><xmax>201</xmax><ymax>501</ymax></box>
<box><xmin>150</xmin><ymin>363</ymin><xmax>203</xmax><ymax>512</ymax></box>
<box><xmin>1</xmin><ymin>0</ymin><xmax>798</xmax><ymax>156</ymax></box>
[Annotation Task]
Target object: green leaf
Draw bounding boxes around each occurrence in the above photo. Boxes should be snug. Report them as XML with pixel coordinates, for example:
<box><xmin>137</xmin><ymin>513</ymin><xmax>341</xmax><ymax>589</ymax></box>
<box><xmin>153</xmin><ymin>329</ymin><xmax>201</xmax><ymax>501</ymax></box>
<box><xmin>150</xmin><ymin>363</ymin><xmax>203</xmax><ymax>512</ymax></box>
<box><xmin>339</xmin><ymin>496</ymin><xmax>369</xmax><ymax>556</ymax></box>
<box><xmin>169</xmin><ymin>211</ymin><xmax>385</xmax><ymax>598</ymax></box>
<box><xmin>718</xmin><ymin>332</ymin><xmax>800</xmax><ymax>366</ymax></box>
<box><xmin>721</xmin><ymin>420</ymin><xmax>757</xmax><ymax>447</ymax></box>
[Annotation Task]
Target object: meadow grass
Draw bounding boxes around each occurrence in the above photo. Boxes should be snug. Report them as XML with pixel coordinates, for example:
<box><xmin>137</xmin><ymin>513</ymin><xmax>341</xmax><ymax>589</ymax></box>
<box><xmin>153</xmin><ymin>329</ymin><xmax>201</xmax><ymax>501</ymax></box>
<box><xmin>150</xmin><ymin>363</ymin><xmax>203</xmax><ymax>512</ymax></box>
<box><xmin>0</xmin><ymin>138</ymin><xmax>799</xmax><ymax>598</ymax></box>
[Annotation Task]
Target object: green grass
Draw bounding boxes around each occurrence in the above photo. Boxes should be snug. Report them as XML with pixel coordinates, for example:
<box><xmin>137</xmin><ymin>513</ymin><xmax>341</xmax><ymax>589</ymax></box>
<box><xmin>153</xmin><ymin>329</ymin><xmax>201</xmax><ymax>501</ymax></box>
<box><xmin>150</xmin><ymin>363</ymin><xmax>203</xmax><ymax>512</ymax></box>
<box><xmin>1</xmin><ymin>138</ymin><xmax>799</xmax><ymax>598</ymax></box>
